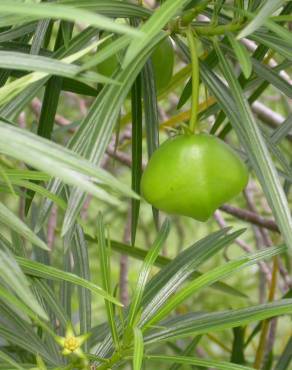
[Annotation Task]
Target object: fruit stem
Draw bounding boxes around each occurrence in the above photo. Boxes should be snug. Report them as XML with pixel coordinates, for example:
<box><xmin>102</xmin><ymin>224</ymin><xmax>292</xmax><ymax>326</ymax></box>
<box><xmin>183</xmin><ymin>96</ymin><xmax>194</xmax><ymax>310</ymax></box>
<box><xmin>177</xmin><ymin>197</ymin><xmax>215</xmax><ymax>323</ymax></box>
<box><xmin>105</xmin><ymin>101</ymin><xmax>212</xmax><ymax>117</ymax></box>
<box><xmin>186</xmin><ymin>26</ymin><xmax>200</xmax><ymax>134</ymax></box>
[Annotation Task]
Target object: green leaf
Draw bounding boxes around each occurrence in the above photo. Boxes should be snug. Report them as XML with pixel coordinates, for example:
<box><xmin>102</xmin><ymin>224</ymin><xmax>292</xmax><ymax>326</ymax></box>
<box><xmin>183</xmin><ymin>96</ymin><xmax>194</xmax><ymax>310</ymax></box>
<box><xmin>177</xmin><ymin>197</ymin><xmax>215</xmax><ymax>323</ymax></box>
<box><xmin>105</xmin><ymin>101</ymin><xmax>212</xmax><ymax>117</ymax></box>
<box><xmin>0</xmin><ymin>35</ymin><xmax>106</xmax><ymax>107</ymax></box>
<box><xmin>59</xmin><ymin>0</ymin><xmax>152</xmax><ymax>18</ymax></box>
<box><xmin>16</xmin><ymin>256</ymin><xmax>122</xmax><ymax>306</ymax></box>
<box><xmin>271</xmin><ymin>114</ymin><xmax>292</xmax><ymax>144</ymax></box>
<box><xmin>275</xmin><ymin>336</ymin><xmax>292</xmax><ymax>370</ymax></box>
<box><xmin>2</xmin><ymin>169</ymin><xmax>50</xmax><ymax>181</ymax></box>
<box><xmin>0</xmin><ymin>202</ymin><xmax>48</xmax><ymax>251</ymax></box>
<box><xmin>0</xmin><ymin>51</ymin><xmax>117</xmax><ymax>85</ymax></box>
<box><xmin>33</xmin><ymin>279</ymin><xmax>69</xmax><ymax>329</ymax></box>
<box><xmin>0</xmin><ymin>247</ymin><xmax>48</xmax><ymax>320</ymax></box>
<box><xmin>231</xmin><ymin>327</ymin><xmax>246</xmax><ymax>365</ymax></box>
<box><xmin>145</xmin><ymin>355</ymin><xmax>254</xmax><ymax>370</ymax></box>
<box><xmin>128</xmin><ymin>219</ymin><xmax>170</xmax><ymax>328</ymax></box>
<box><xmin>58</xmin><ymin>32</ymin><xmax>165</xmax><ymax>235</ymax></box>
<box><xmin>85</xmin><ymin>233</ymin><xmax>246</xmax><ymax>298</ymax></box>
<box><xmin>131</xmin><ymin>73</ymin><xmax>143</xmax><ymax>245</ymax></box>
<box><xmin>0</xmin><ymin>22</ymin><xmax>37</xmax><ymax>42</ymax></box>
<box><xmin>0</xmin><ymin>122</ymin><xmax>138</xmax><ymax>205</ymax></box>
<box><xmin>227</xmin><ymin>34</ymin><xmax>252</xmax><ymax>79</ymax></box>
<box><xmin>143</xmin><ymin>246</ymin><xmax>285</xmax><ymax>330</ymax></box>
<box><xmin>97</xmin><ymin>214</ymin><xmax>119</xmax><ymax>348</ymax></box>
<box><xmin>238</xmin><ymin>0</ymin><xmax>285</xmax><ymax>39</ymax></box>
<box><xmin>71</xmin><ymin>225</ymin><xmax>91</xmax><ymax>340</ymax></box>
<box><xmin>0</xmin><ymin>325</ymin><xmax>56</xmax><ymax>365</ymax></box>
<box><xmin>145</xmin><ymin>299</ymin><xmax>292</xmax><ymax>343</ymax></box>
<box><xmin>204</xmin><ymin>43</ymin><xmax>292</xmax><ymax>254</ymax></box>
<box><xmin>123</xmin><ymin>0</ymin><xmax>190</xmax><ymax>67</ymax></box>
<box><xmin>141</xmin><ymin>59</ymin><xmax>160</xmax><ymax>226</ymax></box>
<box><xmin>252</xmin><ymin>59</ymin><xmax>292</xmax><ymax>98</ymax></box>
<box><xmin>0</xmin><ymin>350</ymin><xmax>24</xmax><ymax>370</ymax></box>
<box><xmin>169</xmin><ymin>336</ymin><xmax>202</xmax><ymax>370</ymax></box>
<box><xmin>133</xmin><ymin>327</ymin><xmax>144</xmax><ymax>370</ymax></box>
<box><xmin>0</xmin><ymin>1</ymin><xmax>142</xmax><ymax>38</ymax></box>
<box><xmin>140</xmin><ymin>228</ymin><xmax>245</xmax><ymax>327</ymax></box>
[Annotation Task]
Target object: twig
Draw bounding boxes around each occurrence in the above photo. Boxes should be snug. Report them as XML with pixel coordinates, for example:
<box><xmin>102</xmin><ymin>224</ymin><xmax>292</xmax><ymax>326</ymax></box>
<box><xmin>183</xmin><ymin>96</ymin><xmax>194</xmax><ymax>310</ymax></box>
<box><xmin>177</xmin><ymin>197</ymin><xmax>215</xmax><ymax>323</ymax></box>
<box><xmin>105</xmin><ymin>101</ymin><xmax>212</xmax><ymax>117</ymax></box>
<box><xmin>263</xmin><ymin>318</ymin><xmax>277</xmax><ymax>368</ymax></box>
<box><xmin>31</xmin><ymin>98</ymin><xmax>72</xmax><ymax>127</ymax></box>
<box><xmin>252</xmin><ymin>101</ymin><xmax>285</xmax><ymax>128</ymax></box>
<box><xmin>214</xmin><ymin>210</ymin><xmax>271</xmax><ymax>282</ymax></box>
<box><xmin>244</xmin><ymin>186</ymin><xmax>268</xmax><ymax>303</ymax></box>
<box><xmin>241</xmin><ymin>38</ymin><xmax>292</xmax><ymax>84</ymax></box>
<box><xmin>219</xmin><ymin>204</ymin><xmax>279</xmax><ymax>233</ymax></box>
<box><xmin>254</xmin><ymin>257</ymin><xmax>278</xmax><ymax>369</ymax></box>
<box><xmin>244</xmin><ymin>187</ymin><xmax>292</xmax><ymax>291</ymax></box>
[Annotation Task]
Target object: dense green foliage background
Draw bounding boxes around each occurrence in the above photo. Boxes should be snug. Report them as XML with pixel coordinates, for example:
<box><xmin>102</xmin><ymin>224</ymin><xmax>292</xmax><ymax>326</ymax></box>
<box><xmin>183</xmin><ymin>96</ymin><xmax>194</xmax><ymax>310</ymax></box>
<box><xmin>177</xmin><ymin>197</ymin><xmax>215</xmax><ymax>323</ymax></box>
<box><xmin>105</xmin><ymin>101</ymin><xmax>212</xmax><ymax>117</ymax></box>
<box><xmin>0</xmin><ymin>0</ymin><xmax>291</xmax><ymax>369</ymax></box>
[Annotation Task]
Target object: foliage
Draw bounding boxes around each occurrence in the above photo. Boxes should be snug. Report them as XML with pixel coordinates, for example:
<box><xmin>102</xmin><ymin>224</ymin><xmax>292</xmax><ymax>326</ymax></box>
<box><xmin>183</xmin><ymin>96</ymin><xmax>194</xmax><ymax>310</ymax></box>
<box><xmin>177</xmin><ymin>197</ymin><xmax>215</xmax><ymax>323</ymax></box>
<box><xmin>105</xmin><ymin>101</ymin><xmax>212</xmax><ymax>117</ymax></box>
<box><xmin>0</xmin><ymin>0</ymin><xmax>291</xmax><ymax>369</ymax></box>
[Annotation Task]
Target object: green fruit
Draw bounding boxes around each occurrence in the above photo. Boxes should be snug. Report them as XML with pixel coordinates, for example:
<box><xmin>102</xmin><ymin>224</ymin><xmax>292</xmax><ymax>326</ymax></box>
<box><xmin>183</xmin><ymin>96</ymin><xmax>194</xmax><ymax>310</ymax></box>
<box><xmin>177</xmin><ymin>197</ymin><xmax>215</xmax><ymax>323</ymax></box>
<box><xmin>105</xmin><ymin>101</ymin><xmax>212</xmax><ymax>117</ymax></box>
<box><xmin>141</xmin><ymin>134</ymin><xmax>249</xmax><ymax>221</ymax></box>
<box><xmin>98</xmin><ymin>37</ymin><xmax>174</xmax><ymax>92</ymax></box>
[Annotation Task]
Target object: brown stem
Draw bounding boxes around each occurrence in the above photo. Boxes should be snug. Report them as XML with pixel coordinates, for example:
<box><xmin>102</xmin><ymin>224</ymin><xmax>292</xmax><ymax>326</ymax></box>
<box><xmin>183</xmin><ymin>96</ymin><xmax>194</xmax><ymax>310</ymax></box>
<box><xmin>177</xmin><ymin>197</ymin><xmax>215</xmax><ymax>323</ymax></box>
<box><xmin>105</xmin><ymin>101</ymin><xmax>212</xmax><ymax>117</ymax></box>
<box><xmin>219</xmin><ymin>204</ymin><xmax>279</xmax><ymax>233</ymax></box>
<box><xmin>254</xmin><ymin>257</ymin><xmax>278</xmax><ymax>369</ymax></box>
<box><xmin>214</xmin><ymin>210</ymin><xmax>271</xmax><ymax>282</ymax></box>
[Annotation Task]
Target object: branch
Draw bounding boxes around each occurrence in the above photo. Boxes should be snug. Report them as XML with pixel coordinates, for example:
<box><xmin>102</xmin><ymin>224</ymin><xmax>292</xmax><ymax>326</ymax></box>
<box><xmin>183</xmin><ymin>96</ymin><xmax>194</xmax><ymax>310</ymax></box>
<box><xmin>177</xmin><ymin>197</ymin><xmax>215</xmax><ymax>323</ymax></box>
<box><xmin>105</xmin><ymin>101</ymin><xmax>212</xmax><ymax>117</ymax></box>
<box><xmin>219</xmin><ymin>204</ymin><xmax>279</xmax><ymax>233</ymax></box>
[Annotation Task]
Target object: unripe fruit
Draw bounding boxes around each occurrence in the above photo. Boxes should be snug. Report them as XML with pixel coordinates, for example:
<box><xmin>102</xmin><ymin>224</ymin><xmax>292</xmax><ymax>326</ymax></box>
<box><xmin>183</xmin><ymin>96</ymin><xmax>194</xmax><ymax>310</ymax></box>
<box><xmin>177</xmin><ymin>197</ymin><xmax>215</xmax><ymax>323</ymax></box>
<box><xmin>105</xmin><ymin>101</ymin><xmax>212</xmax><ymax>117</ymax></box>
<box><xmin>98</xmin><ymin>37</ymin><xmax>174</xmax><ymax>92</ymax></box>
<box><xmin>141</xmin><ymin>134</ymin><xmax>248</xmax><ymax>221</ymax></box>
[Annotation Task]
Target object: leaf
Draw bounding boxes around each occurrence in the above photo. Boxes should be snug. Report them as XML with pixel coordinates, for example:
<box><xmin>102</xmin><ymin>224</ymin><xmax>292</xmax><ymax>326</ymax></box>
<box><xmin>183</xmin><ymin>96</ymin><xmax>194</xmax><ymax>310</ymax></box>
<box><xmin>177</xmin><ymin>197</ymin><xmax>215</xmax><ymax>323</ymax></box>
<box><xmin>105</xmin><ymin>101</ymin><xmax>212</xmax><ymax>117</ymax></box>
<box><xmin>139</xmin><ymin>228</ymin><xmax>245</xmax><ymax>327</ymax></box>
<box><xmin>145</xmin><ymin>299</ymin><xmax>292</xmax><ymax>344</ymax></box>
<box><xmin>127</xmin><ymin>219</ymin><xmax>170</xmax><ymax>328</ymax></box>
<box><xmin>123</xmin><ymin>0</ymin><xmax>190</xmax><ymax>67</ymax></box>
<box><xmin>169</xmin><ymin>336</ymin><xmax>202</xmax><ymax>370</ymax></box>
<box><xmin>131</xmin><ymin>73</ymin><xmax>143</xmax><ymax>245</ymax></box>
<box><xmin>97</xmin><ymin>214</ymin><xmax>119</xmax><ymax>348</ymax></box>
<box><xmin>275</xmin><ymin>336</ymin><xmax>292</xmax><ymax>370</ymax></box>
<box><xmin>25</xmin><ymin>21</ymin><xmax>72</xmax><ymax>213</ymax></box>
<box><xmin>231</xmin><ymin>327</ymin><xmax>246</xmax><ymax>365</ymax></box>
<box><xmin>0</xmin><ymin>247</ymin><xmax>48</xmax><ymax>320</ymax></box>
<box><xmin>0</xmin><ymin>202</ymin><xmax>48</xmax><ymax>251</ymax></box>
<box><xmin>227</xmin><ymin>34</ymin><xmax>252</xmax><ymax>79</ymax></box>
<box><xmin>141</xmin><ymin>59</ymin><xmax>160</xmax><ymax>226</ymax></box>
<box><xmin>133</xmin><ymin>327</ymin><xmax>144</xmax><ymax>370</ymax></box>
<box><xmin>0</xmin><ymin>122</ymin><xmax>138</xmax><ymax>205</ymax></box>
<box><xmin>30</xmin><ymin>19</ymin><xmax>52</xmax><ymax>55</ymax></box>
<box><xmin>59</xmin><ymin>0</ymin><xmax>152</xmax><ymax>18</ymax></box>
<box><xmin>16</xmin><ymin>256</ymin><xmax>122</xmax><ymax>306</ymax></box>
<box><xmin>70</xmin><ymin>225</ymin><xmax>91</xmax><ymax>342</ymax></box>
<box><xmin>58</xmin><ymin>32</ymin><xmax>165</xmax><ymax>235</ymax></box>
<box><xmin>0</xmin><ymin>33</ymin><xmax>109</xmax><ymax>107</ymax></box>
<box><xmin>0</xmin><ymin>28</ymin><xmax>100</xmax><ymax>120</ymax></box>
<box><xmin>203</xmin><ymin>43</ymin><xmax>292</xmax><ymax>254</ymax></box>
<box><xmin>0</xmin><ymin>51</ymin><xmax>116</xmax><ymax>85</ymax></box>
<box><xmin>271</xmin><ymin>114</ymin><xmax>292</xmax><ymax>144</ymax></box>
<box><xmin>237</xmin><ymin>0</ymin><xmax>285</xmax><ymax>39</ymax></box>
<box><xmin>145</xmin><ymin>355</ymin><xmax>254</xmax><ymax>370</ymax></box>
<box><xmin>0</xmin><ymin>350</ymin><xmax>24</xmax><ymax>370</ymax></box>
<box><xmin>85</xmin><ymin>233</ymin><xmax>246</xmax><ymax>298</ymax></box>
<box><xmin>0</xmin><ymin>325</ymin><xmax>56</xmax><ymax>365</ymax></box>
<box><xmin>143</xmin><ymin>246</ymin><xmax>285</xmax><ymax>330</ymax></box>
<box><xmin>0</xmin><ymin>22</ymin><xmax>37</xmax><ymax>42</ymax></box>
<box><xmin>252</xmin><ymin>59</ymin><xmax>292</xmax><ymax>98</ymax></box>
<box><xmin>0</xmin><ymin>1</ymin><xmax>142</xmax><ymax>38</ymax></box>
<box><xmin>142</xmin><ymin>60</ymin><xmax>159</xmax><ymax>158</ymax></box>
<box><xmin>33</xmin><ymin>279</ymin><xmax>69</xmax><ymax>329</ymax></box>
